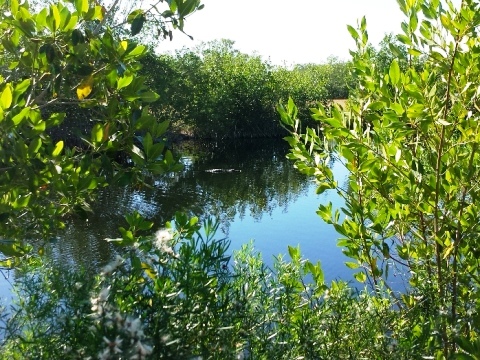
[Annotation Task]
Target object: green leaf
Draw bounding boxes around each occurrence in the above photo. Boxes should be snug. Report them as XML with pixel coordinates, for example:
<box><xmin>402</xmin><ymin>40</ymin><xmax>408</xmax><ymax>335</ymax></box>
<box><xmin>168</xmin><ymin>0</ymin><xmax>178</xmax><ymax>12</ymax></box>
<box><xmin>71</xmin><ymin>28</ymin><xmax>85</xmax><ymax>45</ymax></box>
<box><xmin>75</xmin><ymin>0</ymin><xmax>88</xmax><ymax>14</ymax></box>
<box><xmin>123</xmin><ymin>44</ymin><xmax>147</xmax><ymax>60</ymax></box>
<box><xmin>455</xmin><ymin>355</ymin><xmax>475</xmax><ymax>360</ymax></box>
<box><xmin>12</xmin><ymin>107</ymin><xmax>30</xmax><ymax>125</ymax></box>
<box><xmin>13</xmin><ymin>79</ymin><xmax>31</xmax><ymax>102</ymax></box>
<box><xmin>50</xmin><ymin>4</ymin><xmax>61</xmax><ymax>31</ymax></box>
<box><xmin>396</xmin><ymin>34</ymin><xmax>411</xmax><ymax>45</ymax></box>
<box><xmin>11</xmin><ymin>0</ymin><xmax>19</xmax><ymax>15</ymax></box>
<box><xmin>52</xmin><ymin>141</ymin><xmax>64</xmax><ymax>156</ymax></box>
<box><xmin>91</xmin><ymin>123</ymin><xmax>103</xmax><ymax>143</ymax></box>
<box><xmin>131</xmin><ymin>15</ymin><xmax>145</xmax><ymax>36</ymax></box>
<box><xmin>140</xmin><ymin>91</ymin><xmax>160</xmax><ymax>103</ymax></box>
<box><xmin>288</xmin><ymin>245</ymin><xmax>301</xmax><ymax>261</ymax></box>
<box><xmin>46</xmin><ymin>112</ymin><xmax>65</xmax><ymax>127</ymax></box>
<box><xmin>345</xmin><ymin>262</ymin><xmax>359</xmax><ymax>269</ymax></box>
<box><xmin>178</xmin><ymin>0</ymin><xmax>200</xmax><ymax>17</ymax></box>
<box><xmin>117</xmin><ymin>73</ymin><xmax>134</xmax><ymax>90</ymax></box>
<box><xmin>28</xmin><ymin>138</ymin><xmax>42</xmax><ymax>155</ymax></box>
<box><xmin>12</xmin><ymin>194</ymin><xmax>31</xmax><ymax>209</ymax></box>
<box><xmin>0</xmin><ymin>240</ymin><xmax>30</xmax><ymax>257</ymax></box>
<box><xmin>354</xmin><ymin>271</ymin><xmax>367</xmax><ymax>283</ymax></box>
<box><xmin>347</xmin><ymin>25</ymin><xmax>359</xmax><ymax>40</ymax></box>
<box><xmin>389</xmin><ymin>59</ymin><xmax>401</xmax><ymax>85</ymax></box>
<box><xmin>143</xmin><ymin>133</ymin><xmax>153</xmax><ymax>157</ymax></box>
<box><xmin>408</xmin><ymin>48</ymin><xmax>423</xmax><ymax>56</ymax></box>
<box><xmin>316</xmin><ymin>182</ymin><xmax>332</xmax><ymax>195</ymax></box>
<box><xmin>127</xmin><ymin>9</ymin><xmax>143</xmax><ymax>23</ymax></box>
<box><xmin>0</xmin><ymin>84</ymin><xmax>12</xmax><ymax>109</ymax></box>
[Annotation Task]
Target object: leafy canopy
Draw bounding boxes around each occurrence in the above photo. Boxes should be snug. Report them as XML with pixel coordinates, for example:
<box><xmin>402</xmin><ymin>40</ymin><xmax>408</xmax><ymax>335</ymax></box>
<box><xmin>0</xmin><ymin>0</ymin><xmax>202</xmax><ymax>263</ymax></box>
<box><xmin>280</xmin><ymin>0</ymin><xmax>480</xmax><ymax>356</ymax></box>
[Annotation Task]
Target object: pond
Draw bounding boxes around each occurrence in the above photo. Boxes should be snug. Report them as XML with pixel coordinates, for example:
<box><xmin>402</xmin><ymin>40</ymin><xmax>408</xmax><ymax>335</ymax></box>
<box><xmin>0</xmin><ymin>138</ymin><xmax>405</xmax><ymax>300</ymax></box>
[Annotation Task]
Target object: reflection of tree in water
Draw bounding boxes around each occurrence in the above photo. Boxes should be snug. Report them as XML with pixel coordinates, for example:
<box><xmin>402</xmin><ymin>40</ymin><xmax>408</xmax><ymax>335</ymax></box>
<box><xmin>52</xmin><ymin>138</ymin><xmax>315</xmax><ymax>269</ymax></box>
<box><xmin>156</xmin><ymin>138</ymin><xmax>312</xmax><ymax>231</ymax></box>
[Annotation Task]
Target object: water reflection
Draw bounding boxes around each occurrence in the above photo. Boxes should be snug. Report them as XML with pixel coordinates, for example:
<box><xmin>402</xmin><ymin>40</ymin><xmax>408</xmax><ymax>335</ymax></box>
<box><xmin>2</xmin><ymin>138</ymin><xmax>361</xmax><ymax>301</ymax></box>
<box><xmin>46</xmin><ymin>139</ymin><xmax>319</xmax><ymax>269</ymax></box>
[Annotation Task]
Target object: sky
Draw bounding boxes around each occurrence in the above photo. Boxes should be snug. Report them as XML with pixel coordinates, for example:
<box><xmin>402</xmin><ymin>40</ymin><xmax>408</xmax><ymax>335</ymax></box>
<box><xmin>157</xmin><ymin>0</ymin><xmax>406</xmax><ymax>66</ymax></box>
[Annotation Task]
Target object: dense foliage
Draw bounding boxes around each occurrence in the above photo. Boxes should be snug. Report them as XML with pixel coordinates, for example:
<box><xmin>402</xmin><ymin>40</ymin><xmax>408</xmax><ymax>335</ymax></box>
<box><xmin>4</xmin><ymin>0</ymin><xmax>480</xmax><ymax>359</ymax></box>
<box><xmin>142</xmin><ymin>40</ymin><xmax>352</xmax><ymax>139</ymax></box>
<box><xmin>0</xmin><ymin>0</ymin><xmax>203</xmax><ymax>254</ymax></box>
<box><xmin>0</xmin><ymin>213</ymin><xmax>401</xmax><ymax>359</ymax></box>
<box><xmin>279</xmin><ymin>0</ymin><xmax>480</xmax><ymax>357</ymax></box>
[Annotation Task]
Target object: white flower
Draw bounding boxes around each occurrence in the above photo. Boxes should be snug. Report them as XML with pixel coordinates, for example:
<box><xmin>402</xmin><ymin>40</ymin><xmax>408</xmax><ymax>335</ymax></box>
<box><xmin>103</xmin><ymin>336</ymin><xmax>123</xmax><ymax>354</ymax></box>
<box><xmin>101</xmin><ymin>264</ymin><xmax>115</xmax><ymax>275</ymax></box>
<box><xmin>90</xmin><ymin>297</ymin><xmax>103</xmax><ymax>315</ymax></box>
<box><xmin>114</xmin><ymin>312</ymin><xmax>124</xmax><ymax>326</ymax></box>
<box><xmin>154</xmin><ymin>229</ymin><xmax>174</xmax><ymax>254</ymax></box>
<box><xmin>98</xmin><ymin>347</ymin><xmax>111</xmax><ymax>360</ymax></box>
<box><xmin>155</xmin><ymin>229</ymin><xmax>173</xmax><ymax>242</ymax></box>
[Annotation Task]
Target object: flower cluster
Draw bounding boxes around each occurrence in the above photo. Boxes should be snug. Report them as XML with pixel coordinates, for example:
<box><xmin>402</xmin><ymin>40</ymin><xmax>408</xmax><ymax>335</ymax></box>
<box><xmin>154</xmin><ymin>228</ymin><xmax>174</xmax><ymax>255</ymax></box>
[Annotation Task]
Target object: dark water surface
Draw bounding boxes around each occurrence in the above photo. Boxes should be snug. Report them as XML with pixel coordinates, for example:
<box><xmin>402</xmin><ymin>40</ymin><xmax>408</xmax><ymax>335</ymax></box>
<box><xmin>1</xmin><ymin>138</ymin><xmax>366</xmax><ymax>301</ymax></box>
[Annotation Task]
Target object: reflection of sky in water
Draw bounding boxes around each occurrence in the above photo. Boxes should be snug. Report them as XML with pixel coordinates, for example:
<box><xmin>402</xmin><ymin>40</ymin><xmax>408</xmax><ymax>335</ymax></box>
<box><xmin>226</xmin><ymin>160</ymin><xmax>408</xmax><ymax>292</ymax></box>
<box><xmin>0</xmin><ymin>269</ymin><xmax>14</xmax><ymax>306</ymax></box>
<box><xmin>226</xmin><ymin>160</ymin><xmax>356</xmax><ymax>284</ymax></box>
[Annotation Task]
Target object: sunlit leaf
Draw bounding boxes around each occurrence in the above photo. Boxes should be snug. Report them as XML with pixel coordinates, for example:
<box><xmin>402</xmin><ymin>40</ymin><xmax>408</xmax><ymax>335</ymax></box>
<box><xmin>389</xmin><ymin>59</ymin><xmax>400</xmax><ymax>85</ymax></box>
<box><xmin>354</xmin><ymin>271</ymin><xmax>367</xmax><ymax>283</ymax></box>
<box><xmin>345</xmin><ymin>262</ymin><xmax>359</xmax><ymax>269</ymax></box>
<box><xmin>52</xmin><ymin>140</ymin><xmax>64</xmax><ymax>156</ymax></box>
<box><xmin>347</xmin><ymin>25</ymin><xmax>359</xmax><ymax>40</ymax></box>
<box><xmin>117</xmin><ymin>73</ymin><xmax>134</xmax><ymax>90</ymax></box>
<box><xmin>0</xmin><ymin>84</ymin><xmax>12</xmax><ymax>109</ymax></box>
<box><xmin>77</xmin><ymin>76</ymin><xmax>93</xmax><ymax>100</ymax></box>
<box><xmin>75</xmin><ymin>0</ymin><xmax>88</xmax><ymax>14</ymax></box>
<box><xmin>50</xmin><ymin>4</ymin><xmax>61</xmax><ymax>31</ymax></box>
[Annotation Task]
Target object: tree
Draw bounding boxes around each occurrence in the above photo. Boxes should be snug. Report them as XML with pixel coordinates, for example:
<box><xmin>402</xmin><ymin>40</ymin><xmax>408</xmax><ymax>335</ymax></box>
<box><xmin>279</xmin><ymin>0</ymin><xmax>480</xmax><ymax>357</ymax></box>
<box><xmin>0</xmin><ymin>0</ymin><xmax>201</xmax><ymax>263</ymax></box>
<box><xmin>370</xmin><ymin>32</ymin><xmax>424</xmax><ymax>75</ymax></box>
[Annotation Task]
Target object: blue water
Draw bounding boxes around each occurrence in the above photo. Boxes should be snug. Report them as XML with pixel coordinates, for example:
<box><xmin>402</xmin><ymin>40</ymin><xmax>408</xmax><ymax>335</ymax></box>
<box><xmin>226</xmin><ymin>160</ymin><xmax>354</xmax><ymax>283</ymax></box>
<box><xmin>0</xmin><ymin>138</ymin><xmax>407</xmax><ymax>304</ymax></box>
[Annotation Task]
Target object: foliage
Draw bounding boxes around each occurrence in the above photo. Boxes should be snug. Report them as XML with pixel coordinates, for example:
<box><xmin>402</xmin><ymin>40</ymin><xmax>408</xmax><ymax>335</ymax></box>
<box><xmin>1</xmin><ymin>213</ymin><xmax>408</xmax><ymax>359</ymax></box>
<box><xmin>0</xmin><ymin>0</ymin><xmax>202</xmax><ymax>258</ymax></box>
<box><xmin>143</xmin><ymin>39</ymin><xmax>352</xmax><ymax>139</ymax></box>
<box><xmin>28</xmin><ymin>0</ymin><xmax>204</xmax><ymax>43</ymax></box>
<box><xmin>280</xmin><ymin>0</ymin><xmax>480</xmax><ymax>357</ymax></box>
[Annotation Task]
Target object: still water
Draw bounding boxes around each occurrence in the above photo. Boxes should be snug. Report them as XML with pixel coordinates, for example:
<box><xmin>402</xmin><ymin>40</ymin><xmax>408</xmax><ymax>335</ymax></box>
<box><xmin>1</xmin><ymin>138</ymin><xmax>370</xmax><ymax>300</ymax></box>
<box><xmin>59</xmin><ymin>138</ymin><xmax>355</xmax><ymax>279</ymax></box>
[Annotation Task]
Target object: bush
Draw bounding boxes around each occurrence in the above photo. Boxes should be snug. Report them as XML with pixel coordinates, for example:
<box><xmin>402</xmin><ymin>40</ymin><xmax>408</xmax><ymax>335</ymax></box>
<box><xmin>279</xmin><ymin>0</ymin><xmax>480</xmax><ymax>357</ymax></box>
<box><xmin>1</xmin><ymin>213</ymin><xmax>404</xmax><ymax>359</ymax></box>
<box><xmin>143</xmin><ymin>40</ymin><xmax>352</xmax><ymax>139</ymax></box>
